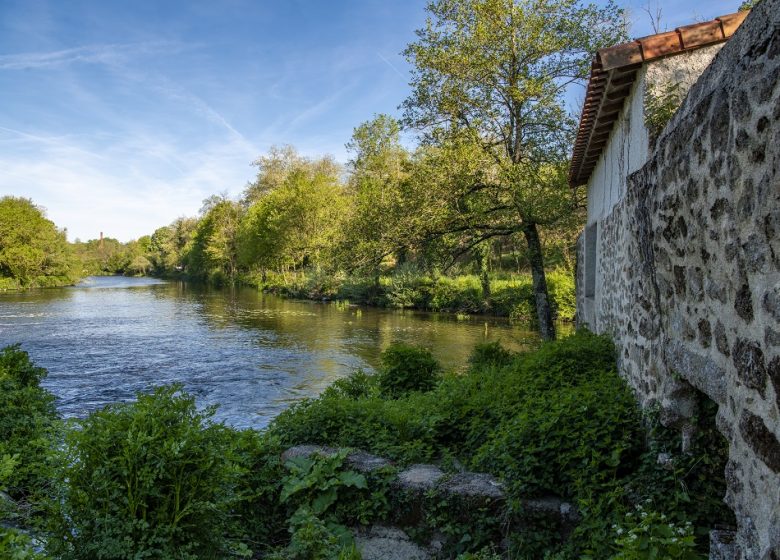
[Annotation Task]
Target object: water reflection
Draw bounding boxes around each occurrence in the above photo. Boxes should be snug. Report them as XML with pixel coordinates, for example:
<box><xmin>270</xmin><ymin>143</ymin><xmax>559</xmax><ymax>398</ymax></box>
<box><xmin>0</xmin><ymin>276</ymin><xmax>551</xmax><ymax>429</ymax></box>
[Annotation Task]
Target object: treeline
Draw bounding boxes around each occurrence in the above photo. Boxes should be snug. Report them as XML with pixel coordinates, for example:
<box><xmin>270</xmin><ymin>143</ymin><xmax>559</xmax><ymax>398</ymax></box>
<box><xmin>141</xmin><ymin>0</ymin><xmax>627</xmax><ymax>339</ymax></box>
<box><xmin>141</xmin><ymin>124</ymin><xmax>581</xmax><ymax>323</ymax></box>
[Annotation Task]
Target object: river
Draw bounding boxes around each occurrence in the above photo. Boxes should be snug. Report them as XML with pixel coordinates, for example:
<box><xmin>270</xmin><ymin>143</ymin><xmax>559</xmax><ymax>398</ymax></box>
<box><xmin>0</xmin><ymin>276</ymin><xmax>548</xmax><ymax>429</ymax></box>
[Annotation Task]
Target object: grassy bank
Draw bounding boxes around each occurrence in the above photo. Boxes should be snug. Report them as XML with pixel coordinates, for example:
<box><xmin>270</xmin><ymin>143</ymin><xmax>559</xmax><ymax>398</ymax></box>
<box><xmin>241</xmin><ymin>268</ymin><xmax>576</xmax><ymax>323</ymax></box>
<box><xmin>1</xmin><ymin>333</ymin><xmax>731</xmax><ymax>559</ymax></box>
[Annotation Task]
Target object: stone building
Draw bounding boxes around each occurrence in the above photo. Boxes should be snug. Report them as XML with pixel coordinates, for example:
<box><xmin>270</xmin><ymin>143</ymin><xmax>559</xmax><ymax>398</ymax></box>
<box><xmin>571</xmin><ymin>2</ymin><xmax>780</xmax><ymax>558</ymax></box>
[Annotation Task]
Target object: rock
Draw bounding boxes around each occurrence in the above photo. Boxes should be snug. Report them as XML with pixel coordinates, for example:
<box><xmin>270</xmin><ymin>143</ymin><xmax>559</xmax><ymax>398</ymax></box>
<box><xmin>709</xmin><ymin>529</ymin><xmax>738</xmax><ymax>560</ymax></box>
<box><xmin>280</xmin><ymin>445</ymin><xmax>392</xmax><ymax>473</ymax></box>
<box><xmin>520</xmin><ymin>496</ymin><xmax>579</xmax><ymax>523</ymax></box>
<box><xmin>346</xmin><ymin>450</ymin><xmax>393</xmax><ymax>474</ymax></box>
<box><xmin>280</xmin><ymin>444</ymin><xmax>336</xmax><ymax>464</ymax></box>
<box><xmin>438</xmin><ymin>472</ymin><xmax>504</xmax><ymax>500</ymax></box>
<box><xmin>354</xmin><ymin>526</ymin><xmax>431</xmax><ymax>560</ymax></box>
<box><xmin>396</xmin><ymin>464</ymin><xmax>444</xmax><ymax>492</ymax></box>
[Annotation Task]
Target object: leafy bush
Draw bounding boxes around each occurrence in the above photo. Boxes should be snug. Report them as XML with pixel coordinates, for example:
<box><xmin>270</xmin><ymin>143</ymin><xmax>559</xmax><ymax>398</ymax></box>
<box><xmin>326</xmin><ymin>369</ymin><xmax>377</xmax><ymax>400</ymax></box>
<box><xmin>376</xmin><ymin>343</ymin><xmax>440</xmax><ymax>398</ymax></box>
<box><xmin>468</xmin><ymin>341</ymin><xmax>515</xmax><ymax>370</ymax></box>
<box><xmin>270</xmin><ymin>332</ymin><xmax>650</xmax><ymax>556</ymax></box>
<box><xmin>53</xmin><ymin>385</ymin><xmax>244</xmax><ymax>560</ymax></box>
<box><xmin>0</xmin><ymin>345</ymin><xmax>59</xmax><ymax>511</ymax></box>
<box><xmin>252</xmin><ymin>269</ymin><xmax>577</xmax><ymax>322</ymax></box>
<box><xmin>0</xmin><ymin>454</ymin><xmax>49</xmax><ymax>560</ymax></box>
<box><xmin>610</xmin><ymin>506</ymin><xmax>701</xmax><ymax>560</ymax></box>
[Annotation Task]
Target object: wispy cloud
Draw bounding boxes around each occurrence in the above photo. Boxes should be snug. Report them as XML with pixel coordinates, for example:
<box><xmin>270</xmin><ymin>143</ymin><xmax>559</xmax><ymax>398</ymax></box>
<box><xmin>376</xmin><ymin>51</ymin><xmax>407</xmax><ymax>80</ymax></box>
<box><xmin>0</xmin><ymin>41</ymin><xmax>185</xmax><ymax>71</ymax></box>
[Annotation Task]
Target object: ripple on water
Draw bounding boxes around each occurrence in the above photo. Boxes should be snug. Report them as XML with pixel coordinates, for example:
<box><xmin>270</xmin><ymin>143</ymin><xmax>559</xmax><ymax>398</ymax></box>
<box><xmin>0</xmin><ymin>276</ymin><xmax>541</xmax><ymax>429</ymax></box>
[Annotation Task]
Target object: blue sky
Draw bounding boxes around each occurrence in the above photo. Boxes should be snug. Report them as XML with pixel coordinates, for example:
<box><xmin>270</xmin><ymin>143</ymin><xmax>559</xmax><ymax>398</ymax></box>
<box><xmin>0</xmin><ymin>0</ymin><xmax>743</xmax><ymax>241</ymax></box>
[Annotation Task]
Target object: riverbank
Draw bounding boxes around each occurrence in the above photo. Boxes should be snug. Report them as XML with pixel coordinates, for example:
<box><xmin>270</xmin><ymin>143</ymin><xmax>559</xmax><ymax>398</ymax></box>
<box><xmin>241</xmin><ymin>269</ymin><xmax>576</xmax><ymax>323</ymax></box>
<box><xmin>0</xmin><ymin>332</ymin><xmax>732</xmax><ymax>559</ymax></box>
<box><xmin>0</xmin><ymin>275</ymin><xmax>78</xmax><ymax>291</ymax></box>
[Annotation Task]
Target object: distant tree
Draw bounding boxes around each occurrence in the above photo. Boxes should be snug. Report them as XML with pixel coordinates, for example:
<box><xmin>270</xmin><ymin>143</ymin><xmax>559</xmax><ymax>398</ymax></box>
<box><xmin>0</xmin><ymin>196</ymin><xmax>77</xmax><ymax>288</ymax></box>
<box><xmin>187</xmin><ymin>197</ymin><xmax>243</xmax><ymax>285</ymax></box>
<box><xmin>338</xmin><ymin>115</ymin><xmax>411</xmax><ymax>276</ymax></box>
<box><xmin>242</xmin><ymin>145</ymin><xmax>341</xmax><ymax>207</ymax></box>
<box><xmin>238</xmin><ymin>156</ymin><xmax>347</xmax><ymax>274</ymax></box>
<box><xmin>401</xmin><ymin>0</ymin><xmax>626</xmax><ymax>339</ymax></box>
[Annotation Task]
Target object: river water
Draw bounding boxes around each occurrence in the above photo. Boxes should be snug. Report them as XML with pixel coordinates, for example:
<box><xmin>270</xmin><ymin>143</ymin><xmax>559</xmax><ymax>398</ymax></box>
<box><xmin>0</xmin><ymin>276</ymin><xmax>545</xmax><ymax>429</ymax></box>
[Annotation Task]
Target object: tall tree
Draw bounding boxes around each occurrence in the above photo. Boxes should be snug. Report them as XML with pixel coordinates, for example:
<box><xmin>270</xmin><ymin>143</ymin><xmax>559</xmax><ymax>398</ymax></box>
<box><xmin>187</xmin><ymin>197</ymin><xmax>243</xmax><ymax>285</ymax></box>
<box><xmin>0</xmin><ymin>196</ymin><xmax>77</xmax><ymax>288</ymax></box>
<box><xmin>340</xmin><ymin>115</ymin><xmax>410</xmax><ymax>276</ymax></box>
<box><xmin>238</xmin><ymin>151</ymin><xmax>346</xmax><ymax>274</ymax></box>
<box><xmin>401</xmin><ymin>0</ymin><xmax>625</xmax><ymax>339</ymax></box>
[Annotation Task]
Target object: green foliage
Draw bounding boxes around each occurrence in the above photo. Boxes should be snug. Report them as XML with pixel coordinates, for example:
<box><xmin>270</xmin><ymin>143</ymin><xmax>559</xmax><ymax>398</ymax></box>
<box><xmin>610</xmin><ymin>507</ymin><xmax>701</xmax><ymax>560</ymax></box>
<box><xmin>326</xmin><ymin>370</ymin><xmax>378</xmax><ymax>400</ymax></box>
<box><xmin>281</xmin><ymin>450</ymin><xmax>367</xmax><ymax>521</ymax></box>
<box><xmin>0</xmin><ymin>455</ymin><xmax>49</xmax><ymax>560</ymax></box>
<box><xmin>188</xmin><ymin>198</ymin><xmax>243</xmax><ymax>285</ymax></box>
<box><xmin>254</xmin><ymin>269</ymin><xmax>576</xmax><ymax>322</ymax></box>
<box><xmin>644</xmin><ymin>82</ymin><xmax>684</xmax><ymax>138</ymax></box>
<box><xmin>146</xmin><ymin>218</ymin><xmax>198</xmax><ymax>276</ymax></box>
<box><xmin>268</xmin><ymin>508</ymin><xmax>361</xmax><ymax>560</ymax></box>
<box><xmin>377</xmin><ymin>343</ymin><xmax>440</xmax><ymax>397</ymax></box>
<box><xmin>739</xmin><ymin>0</ymin><xmax>761</xmax><ymax>10</ymax></box>
<box><xmin>270</xmin><ymin>332</ymin><xmax>643</xmax><ymax>558</ymax></box>
<box><xmin>457</xmin><ymin>548</ymin><xmax>502</xmax><ymax>560</ymax></box>
<box><xmin>273</xmin><ymin>450</ymin><xmax>389</xmax><ymax>560</ymax></box>
<box><xmin>468</xmin><ymin>341</ymin><xmax>515</xmax><ymax>370</ymax></box>
<box><xmin>400</xmin><ymin>0</ymin><xmax>626</xmax><ymax>338</ymax></box>
<box><xmin>0</xmin><ymin>528</ymin><xmax>47</xmax><ymax>560</ymax></box>
<box><xmin>53</xmin><ymin>385</ymin><xmax>243</xmax><ymax>559</ymax></box>
<box><xmin>623</xmin><ymin>397</ymin><xmax>734</xmax><ymax>548</ymax></box>
<box><xmin>0</xmin><ymin>345</ymin><xmax>59</xmax><ymax>511</ymax></box>
<box><xmin>338</xmin><ymin>115</ymin><xmax>410</xmax><ymax>275</ymax></box>
<box><xmin>237</xmin><ymin>149</ymin><xmax>346</xmax><ymax>274</ymax></box>
<box><xmin>0</xmin><ymin>197</ymin><xmax>78</xmax><ymax>289</ymax></box>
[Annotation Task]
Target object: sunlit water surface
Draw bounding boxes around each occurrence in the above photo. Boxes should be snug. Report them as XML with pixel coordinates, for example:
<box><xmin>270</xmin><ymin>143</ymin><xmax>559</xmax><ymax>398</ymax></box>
<box><xmin>0</xmin><ymin>276</ymin><xmax>548</xmax><ymax>429</ymax></box>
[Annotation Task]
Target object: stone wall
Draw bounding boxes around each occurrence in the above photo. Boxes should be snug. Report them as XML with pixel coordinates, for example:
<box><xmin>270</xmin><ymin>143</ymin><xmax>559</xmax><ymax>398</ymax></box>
<box><xmin>576</xmin><ymin>2</ymin><xmax>780</xmax><ymax>557</ymax></box>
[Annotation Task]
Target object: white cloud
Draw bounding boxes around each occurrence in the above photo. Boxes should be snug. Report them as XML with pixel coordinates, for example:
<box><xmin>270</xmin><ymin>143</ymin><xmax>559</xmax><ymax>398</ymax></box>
<box><xmin>0</xmin><ymin>125</ymin><xmax>255</xmax><ymax>242</ymax></box>
<box><xmin>0</xmin><ymin>41</ymin><xmax>185</xmax><ymax>71</ymax></box>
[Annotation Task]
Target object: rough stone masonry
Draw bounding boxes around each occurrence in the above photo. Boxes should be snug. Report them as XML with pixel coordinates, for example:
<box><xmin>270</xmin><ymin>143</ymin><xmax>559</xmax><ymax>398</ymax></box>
<box><xmin>575</xmin><ymin>1</ymin><xmax>780</xmax><ymax>557</ymax></box>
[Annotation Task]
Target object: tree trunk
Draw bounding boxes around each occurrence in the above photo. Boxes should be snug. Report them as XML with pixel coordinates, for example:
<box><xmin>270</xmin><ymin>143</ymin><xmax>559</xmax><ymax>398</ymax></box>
<box><xmin>523</xmin><ymin>222</ymin><xmax>556</xmax><ymax>341</ymax></box>
<box><xmin>475</xmin><ymin>243</ymin><xmax>492</xmax><ymax>310</ymax></box>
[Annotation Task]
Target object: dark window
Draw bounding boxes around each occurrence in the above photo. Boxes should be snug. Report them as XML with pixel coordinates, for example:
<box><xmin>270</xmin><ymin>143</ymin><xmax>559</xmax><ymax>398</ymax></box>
<box><xmin>585</xmin><ymin>222</ymin><xmax>598</xmax><ymax>298</ymax></box>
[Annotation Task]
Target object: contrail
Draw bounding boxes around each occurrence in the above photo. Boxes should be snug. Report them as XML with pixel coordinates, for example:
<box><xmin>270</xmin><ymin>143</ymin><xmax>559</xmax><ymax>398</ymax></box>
<box><xmin>376</xmin><ymin>51</ymin><xmax>406</xmax><ymax>80</ymax></box>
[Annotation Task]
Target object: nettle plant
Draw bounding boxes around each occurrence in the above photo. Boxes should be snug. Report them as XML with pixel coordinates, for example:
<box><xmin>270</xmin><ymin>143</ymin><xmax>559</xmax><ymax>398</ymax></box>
<box><xmin>611</xmin><ymin>505</ymin><xmax>700</xmax><ymax>560</ymax></box>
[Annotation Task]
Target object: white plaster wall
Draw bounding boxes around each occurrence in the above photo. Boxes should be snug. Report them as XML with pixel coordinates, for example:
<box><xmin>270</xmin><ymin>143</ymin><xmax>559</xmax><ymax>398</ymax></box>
<box><xmin>585</xmin><ymin>44</ymin><xmax>725</xmax><ymax>229</ymax></box>
<box><xmin>585</xmin><ymin>67</ymin><xmax>650</xmax><ymax>227</ymax></box>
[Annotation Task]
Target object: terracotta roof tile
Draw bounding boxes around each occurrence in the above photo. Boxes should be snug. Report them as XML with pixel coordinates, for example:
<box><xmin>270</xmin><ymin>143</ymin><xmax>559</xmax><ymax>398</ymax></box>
<box><xmin>717</xmin><ymin>12</ymin><xmax>750</xmax><ymax>36</ymax></box>
<box><xmin>678</xmin><ymin>20</ymin><xmax>724</xmax><ymax>48</ymax></box>
<box><xmin>568</xmin><ymin>10</ymin><xmax>749</xmax><ymax>188</ymax></box>
<box><xmin>599</xmin><ymin>42</ymin><xmax>643</xmax><ymax>70</ymax></box>
<box><xmin>638</xmin><ymin>31</ymin><xmax>683</xmax><ymax>59</ymax></box>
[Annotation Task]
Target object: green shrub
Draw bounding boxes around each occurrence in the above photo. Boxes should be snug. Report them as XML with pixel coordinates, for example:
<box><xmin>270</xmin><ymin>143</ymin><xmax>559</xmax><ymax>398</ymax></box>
<box><xmin>546</xmin><ymin>268</ymin><xmax>576</xmax><ymax>322</ymax></box>
<box><xmin>53</xmin><ymin>385</ymin><xmax>243</xmax><ymax>560</ymax></box>
<box><xmin>0</xmin><ymin>454</ymin><xmax>49</xmax><ymax>560</ymax></box>
<box><xmin>229</xmin><ymin>430</ymin><xmax>288</xmax><ymax>555</ymax></box>
<box><xmin>468</xmin><ymin>341</ymin><xmax>515</xmax><ymax>370</ymax></box>
<box><xmin>325</xmin><ymin>369</ymin><xmax>378</xmax><ymax>400</ymax></box>
<box><xmin>377</xmin><ymin>344</ymin><xmax>440</xmax><ymax>398</ymax></box>
<box><xmin>0</xmin><ymin>345</ymin><xmax>59</xmax><ymax>512</ymax></box>
<box><xmin>269</xmin><ymin>331</ymin><xmax>649</xmax><ymax>556</ymax></box>
<box><xmin>610</xmin><ymin>506</ymin><xmax>701</xmax><ymax>560</ymax></box>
